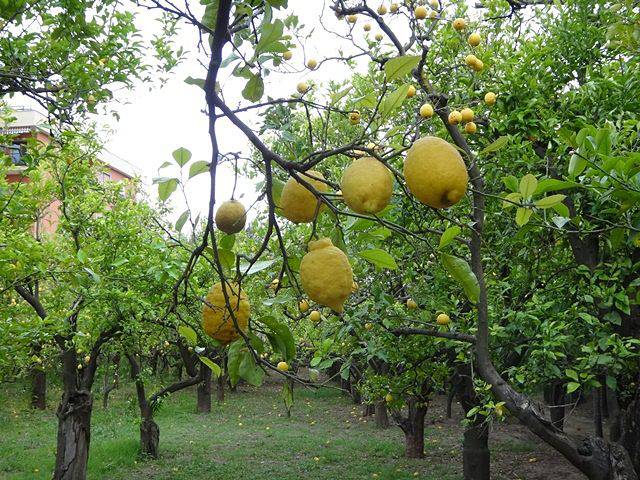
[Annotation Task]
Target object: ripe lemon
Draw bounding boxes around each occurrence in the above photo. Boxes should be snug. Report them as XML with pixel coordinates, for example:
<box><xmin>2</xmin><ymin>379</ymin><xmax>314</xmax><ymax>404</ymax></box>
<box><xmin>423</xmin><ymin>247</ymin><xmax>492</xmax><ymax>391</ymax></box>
<box><xmin>460</xmin><ymin>108</ymin><xmax>474</xmax><ymax>122</ymax></box>
<box><xmin>428</xmin><ymin>0</ymin><xmax>439</xmax><ymax>7</ymax></box>
<box><xmin>300</xmin><ymin>238</ymin><xmax>353</xmax><ymax>313</ymax></box>
<box><xmin>419</xmin><ymin>103</ymin><xmax>434</xmax><ymax>118</ymax></box>
<box><xmin>406</xmin><ymin>298</ymin><xmax>418</xmax><ymax>309</ymax></box>
<box><xmin>363</xmin><ymin>23</ymin><xmax>372</xmax><ymax>31</ymax></box>
<box><xmin>277</xmin><ymin>361</ymin><xmax>289</xmax><ymax>372</ymax></box>
<box><xmin>407</xmin><ymin>85</ymin><xmax>416</xmax><ymax>97</ymax></box>
<box><xmin>390</xmin><ymin>3</ymin><xmax>399</xmax><ymax>13</ymax></box>
<box><xmin>215</xmin><ymin>200</ymin><xmax>247</xmax><ymax>234</ymax></box>
<box><xmin>307</xmin><ymin>58</ymin><xmax>318</xmax><ymax>70</ymax></box>
<box><xmin>341</xmin><ymin>157</ymin><xmax>393</xmax><ymax>215</ymax></box>
<box><xmin>202</xmin><ymin>282</ymin><xmax>250</xmax><ymax>345</ymax></box>
<box><xmin>283</xmin><ymin>50</ymin><xmax>293</xmax><ymax>60</ymax></box>
<box><xmin>365</xmin><ymin>322</ymin><xmax>373</xmax><ymax>330</ymax></box>
<box><xmin>452</xmin><ymin>18</ymin><xmax>466</xmax><ymax>31</ymax></box>
<box><xmin>464</xmin><ymin>122</ymin><xmax>477</xmax><ymax>134</ymax></box>
<box><xmin>297</xmin><ymin>82</ymin><xmax>309</xmax><ymax>94</ymax></box>
<box><xmin>309</xmin><ymin>310</ymin><xmax>321</xmax><ymax>322</ymax></box>
<box><xmin>414</xmin><ymin>6</ymin><xmax>427</xmax><ymax>18</ymax></box>
<box><xmin>472</xmin><ymin>59</ymin><xmax>484</xmax><ymax>72</ymax></box>
<box><xmin>468</xmin><ymin>32</ymin><xmax>481</xmax><ymax>47</ymax></box>
<box><xmin>436</xmin><ymin>313</ymin><xmax>450</xmax><ymax>325</ymax></box>
<box><xmin>378</xmin><ymin>4</ymin><xmax>387</xmax><ymax>15</ymax></box>
<box><xmin>484</xmin><ymin>91</ymin><xmax>497</xmax><ymax>106</ymax></box>
<box><xmin>448</xmin><ymin>110</ymin><xmax>462</xmax><ymax>125</ymax></box>
<box><xmin>351</xmin><ymin>281</ymin><xmax>359</xmax><ymax>293</ymax></box>
<box><xmin>347</xmin><ymin>14</ymin><xmax>357</xmax><ymax>23</ymax></box>
<box><xmin>280</xmin><ymin>170</ymin><xmax>328</xmax><ymax>223</ymax></box>
<box><xmin>385</xmin><ymin>393</ymin><xmax>393</xmax><ymax>402</ymax></box>
<box><xmin>403</xmin><ymin>136</ymin><xmax>469</xmax><ymax>209</ymax></box>
<box><xmin>349</xmin><ymin>111</ymin><xmax>361</xmax><ymax>125</ymax></box>
<box><xmin>299</xmin><ymin>299</ymin><xmax>310</xmax><ymax>313</ymax></box>
<box><xmin>465</xmin><ymin>54</ymin><xmax>478</xmax><ymax>67</ymax></box>
<box><xmin>375</xmin><ymin>32</ymin><xmax>383</xmax><ymax>41</ymax></box>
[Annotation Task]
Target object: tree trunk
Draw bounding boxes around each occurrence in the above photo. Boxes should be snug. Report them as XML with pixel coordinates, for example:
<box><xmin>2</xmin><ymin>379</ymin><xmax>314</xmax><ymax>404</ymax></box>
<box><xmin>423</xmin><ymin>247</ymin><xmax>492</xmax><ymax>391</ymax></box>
<box><xmin>375</xmin><ymin>400</ymin><xmax>390</xmax><ymax>428</ymax></box>
<box><xmin>216</xmin><ymin>371</ymin><xmax>225</xmax><ymax>403</ymax></box>
<box><xmin>53</xmin><ymin>390</ymin><xmax>92</xmax><ymax>480</ymax></box>
<box><xmin>399</xmin><ymin>398</ymin><xmax>427</xmax><ymax>458</ymax></box>
<box><xmin>31</xmin><ymin>367</ymin><xmax>47</xmax><ymax>410</ymax></box>
<box><xmin>612</xmin><ymin>380</ymin><xmax>640</xmax><ymax>473</ymax></box>
<box><xmin>197</xmin><ymin>364</ymin><xmax>212</xmax><ymax>413</ymax></box>
<box><xmin>362</xmin><ymin>403</ymin><xmax>375</xmax><ymax>417</ymax></box>
<box><xmin>463</xmin><ymin>419</ymin><xmax>490</xmax><ymax>480</ymax></box>
<box><xmin>594</xmin><ymin>389</ymin><xmax>604</xmax><ymax>438</ymax></box>
<box><xmin>544</xmin><ymin>381</ymin><xmax>566</xmax><ymax>430</ymax></box>
<box><xmin>446</xmin><ymin>382</ymin><xmax>455</xmax><ymax>419</ymax></box>
<box><xmin>140</xmin><ymin>417</ymin><xmax>160</xmax><ymax>459</ymax></box>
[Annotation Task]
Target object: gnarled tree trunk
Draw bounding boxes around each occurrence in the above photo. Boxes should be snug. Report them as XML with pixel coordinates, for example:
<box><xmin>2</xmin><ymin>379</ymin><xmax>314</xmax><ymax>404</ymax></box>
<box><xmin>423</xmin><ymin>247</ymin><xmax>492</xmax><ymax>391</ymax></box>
<box><xmin>375</xmin><ymin>400</ymin><xmax>389</xmax><ymax>429</ymax></box>
<box><xmin>31</xmin><ymin>367</ymin><xmax>47</xmax><ymax>410</ymax></box>
<box><xmin>397</xmin><ymin>397</ymin><xmax>427</xmax><ymax>458</ymax></box>
<box><xmin>197</xmin><ymin>363</ymin><xmax>212</xmax><ymax>413</ymax></box>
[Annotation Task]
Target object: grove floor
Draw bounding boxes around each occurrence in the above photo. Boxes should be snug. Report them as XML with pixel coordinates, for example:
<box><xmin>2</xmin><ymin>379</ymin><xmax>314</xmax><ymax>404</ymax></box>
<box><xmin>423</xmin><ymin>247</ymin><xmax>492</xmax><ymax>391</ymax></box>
<box><xmin>0</xmin><ymin>375</ymin><xmax>586</xmax><ymax>480</ymax></box>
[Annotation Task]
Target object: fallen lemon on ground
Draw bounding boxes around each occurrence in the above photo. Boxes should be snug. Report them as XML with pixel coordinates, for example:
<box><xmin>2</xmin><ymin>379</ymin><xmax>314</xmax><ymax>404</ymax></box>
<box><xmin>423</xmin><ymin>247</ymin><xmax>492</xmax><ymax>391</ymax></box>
<box><xmin>202</xmin><ymin>282</ymin><xmax>250</xmax><ymax>345</ymax></box>
<box><xmin>280</xmin><ymin>170</ymin><xmax>328</xmax><ymax>223</ymax></box>
<box><xmin>341</xmin><ymin>157</ymin><xmax>393</xmax><ymax>214</ymax></box>
<box><xmin>385</xmin><ymin>393</ymin><xmax>393</xmax><ymax>403</ymax></box>
<box><xmin>300</xmin><ymin>238</ymin><xmax>353</xmax><ymax>313</ymax></box>
<box><xmin>215</xmin><ymin>200</ymin><xmax>246</xmax><ymax>234</ymax></box>
<box><xmin>436</xmin><ymin>313</ymin><xmax>450</xmax><ymax>325</ymax></box>
<box><xmin>403</xmin><ymin>136</ymin><xmax>469</xmax><ymax>209</ymax></box>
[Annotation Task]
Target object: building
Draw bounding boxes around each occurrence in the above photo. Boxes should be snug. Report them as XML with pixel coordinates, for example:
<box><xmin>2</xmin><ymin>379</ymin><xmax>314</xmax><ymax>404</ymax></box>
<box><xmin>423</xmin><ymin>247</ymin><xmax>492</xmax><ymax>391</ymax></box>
<box><xmin>3</xmin><ymin>107</ymin><xmax>140</xmax><ymax>235</ymax></box>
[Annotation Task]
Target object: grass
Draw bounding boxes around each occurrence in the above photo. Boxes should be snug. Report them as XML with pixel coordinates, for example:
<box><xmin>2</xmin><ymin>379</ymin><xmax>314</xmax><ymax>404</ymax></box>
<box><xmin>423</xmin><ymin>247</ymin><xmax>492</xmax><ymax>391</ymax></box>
<box><xmin>0</xmin><ymin>376</ymin><xmax>556</xmax><ymax>480</ymax></box>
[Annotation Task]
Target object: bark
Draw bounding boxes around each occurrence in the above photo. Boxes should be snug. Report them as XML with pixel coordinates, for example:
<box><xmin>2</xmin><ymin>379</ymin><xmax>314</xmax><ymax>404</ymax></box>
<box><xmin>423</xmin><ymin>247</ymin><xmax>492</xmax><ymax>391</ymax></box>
<box><xmin>362</xmin><ymin>403</ymin><xmax>375</xmax><ymax>417</ymax></box>
<box><xmin>139</xmin><ymin>418</ymin><xmax>160</xmax><ymax>459</ymax></box>
<box><xmin>612</xmin><ymin>381</ymin><xmax>640</xmax><ymax>473</ymax></box>
<box><xmin>594</xmin><ymin>389</ymin><xmax>604</xmax><ymax>438</ymax></box>
<box><xmin>397</xmin><ymin>398</ymin><xmax>427</xmax><ymax>458</ymax></box>
<box><xmin>216</xmin><ymin>371</ymin><xmax>225</xmax><ymax>403</ymax></box>
<box><xmin>197</xmin><ymin>363</ymin><xmax>212</xmax><ymax>413</ymax></box>
<box><xmin>375</xmin><ymin>400</ymin><xmax>390</xmax><ymax>429</ymax></box>
<box><xmin>31</xmin><ymin>367</ymin><xmax>47</xmax><ymax>410</ymax></box>
<box><xmin>544</xmin><ymin>382</ymin><xmax>566</xmax><ymax>431</ymax></box>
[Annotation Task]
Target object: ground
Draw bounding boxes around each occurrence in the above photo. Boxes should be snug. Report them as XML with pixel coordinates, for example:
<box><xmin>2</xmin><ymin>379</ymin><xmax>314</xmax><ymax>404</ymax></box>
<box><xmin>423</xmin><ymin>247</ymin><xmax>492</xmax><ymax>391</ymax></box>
<box><xmin>0</xmin><ymin>375</ymin><xmax>587</xmax><ymax>480</ymax></box>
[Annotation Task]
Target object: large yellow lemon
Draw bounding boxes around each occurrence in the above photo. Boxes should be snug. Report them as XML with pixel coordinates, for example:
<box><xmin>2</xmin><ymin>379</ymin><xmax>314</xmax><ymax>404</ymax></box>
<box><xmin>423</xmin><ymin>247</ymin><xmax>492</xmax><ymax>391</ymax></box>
<box><xmin>340</xmin><ymin>157</ymin><xmax>393</xmax><ymax>215</ymax></box>
<box><xmin>202</xmin><ymin>282</ymin><xmax>250</xmax><ymax>345</ymax></box>
<box><xmin>300</xmin><ymin>238</ymin><xmax>353</xmax><ymax>313</ymax></box>
<box><xmin>215</xmin><ymin>200</ymin><xmax>246</xmax><ymax>234</ymax></box>
<box><xmin>280</xmin><ymin>170</ymin><xmax>328</xmax><ymax>223</ymax></box>
<box><xmin>403</xmin><ymin>136</ymin><xmax>468</xmax><ymax>209</ymax></box>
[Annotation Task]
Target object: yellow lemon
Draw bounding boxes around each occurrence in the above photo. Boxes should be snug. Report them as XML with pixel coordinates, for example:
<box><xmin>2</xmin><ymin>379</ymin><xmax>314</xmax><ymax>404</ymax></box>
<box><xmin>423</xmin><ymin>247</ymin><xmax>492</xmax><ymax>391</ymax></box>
<box><xmin>465</xmin><ymin>54</ymin><xmax>478</xmax><ymax>67</ymax></box>
<box><xmin>363</xmin><ymin>23</ymin><xmax>372</xmax><ymax>31</ymax></box>
<box><xmin>202</xmin><ymin>282</ymin><xmax>250</xmax><ymax>345</ymax></box>
<box><xmin>215</xmin><ymin>200</ymin><xmax>246</xmax><ymax>234</ymax></box>
<box><xmin>460</xmin><ymin>108</ymin><xmax>474</xmax><ymax>122</ymax></box>
<box><xmin>428</xmin><ymin>0</ymin><xmax>439</xmax><ymax>8</ymax></box>
<box><xmin>280</xmin><ymin>170</ymin><xmax>328</xmax><ymax>223</ymax></box>
<box><xmin>452</xmin><ymin>18</ymin><xmax>466</xmax><ymax>31</ymax></box>
<box><xmin>406</xmin><ymin>298</ymin><xmax>418</xmax><ymax>309</ymax></box>
<box><xmin>464</xmin><ymin>122</ymin><xmax>477</xmax><ymax>134</ymax></box>
<box><xmin>283</xmin><ymin>50</ymin><xmax>293</xmax><ymax>60</ymax></box>
<box><xmin>407</xmin><ymin>85</ymin><xmax>416</xmax><ymax>97</ymax></box>
<box><xmin>472</xmin><ymin>59</ymin><xmax>484</xmax><ymax>72</ymax></box>
<box><xmin>297</xmin><ymin>82</ymin><xmax>309</xmax><ymax>94</ymax></box>
<box><xmin>299</xmin><ymin>299</ymin><xmax>310</xmax><ymax>313</ymax></box>
<box><xmin>375</xmin><ymin>32</ymin><xmax>384</xmax><ymax>41</ymax></box>
<box><xmin>347</xmin><ymin>14</ymin><xmax>358</xmax><ymax>23</ymax></box>
<box><xmin>300</xmin><ymin>238</ymin><xmax>353</xmax><ymax>313</ymax></box>
<box><xmin>467</xmin><ymin>32</ymin><xmax>481</xmax><ymax>47</ymax></box>
<box><xmin>309</xmin><ymin>310</ymin><xmax>321</xmax><ymax>322</ymax></box>
<box><xmin>390</xmin><ymin>3</ymin><xmax>399</xmax><ymax>13</ymax></box>
<box><xmin>377</xmin><ymin>4</ymin><xmax>387</xmax><ymax>15</ymax></box>
<box><xmin>385</xmin><ymin>393</ymin><xmax>393</xmax><ymax>402</ymax></box>
<box><xmin>341</xmin><ymin>157</ymin><xmax>393</xmax><ymax>215</ymax></box>
<box><xmin>277</xmin><ymin>361</ymin><xmax>289</xmax><ymax>372</ymax></box>
<box><xmin>436</xmin><ymin>313</ymin><xmax>450</xmax><ymax>325</ymax></box>
<box><xmin>484</xmin><ymin>91</ymin><xmax>497</xmax><ymax>106</ymax></box>
<box><xmin>349</xmin><ymin>111</ymin><xmax>361</xmax><ymax>125</ymax></box>
<box><xmin>403</xmin><ymin>136</ymin><xmax>468</xmax><ymax>208</ymax></box>
<box><xmin>307</xmin><ymin>58</ymin><xmax>318</xmax><ymax>70</ymax></box>
<box><xmin>448</xmin><ymin>110</ymin><xmax>462</xmax><ymax>125</ymax></box>
<box><xmin>414</xmin><ymin>6</ymin><xmax>427</xmax><ymax>19</ymax></box>
<box><xmin>365</xmin><ymin>322</ymin><xmax>373</xmax><ymax>330</ymax></box>
<box><xmin>419</xmin><ymin>103</ymin><xmax>434</xmax><ymax>118</ymax></box>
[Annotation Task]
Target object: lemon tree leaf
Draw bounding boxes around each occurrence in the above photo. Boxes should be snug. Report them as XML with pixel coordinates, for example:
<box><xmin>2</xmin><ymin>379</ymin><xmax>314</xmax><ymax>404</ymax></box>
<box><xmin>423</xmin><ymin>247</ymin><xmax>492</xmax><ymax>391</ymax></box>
<box><xmin>480</xmin><ymin>136</ymin><xmax>508</xmax><ymax>154</ymax></box>
<box><xmin>172</xmin><ymin>147</ymin><xmax>191</xmax><ymax>167</ymax></box>
<box><xmin>515</xmin><ymin>207</ymin><xmax>533</xmax><ymax>226</ymax></box>
<box><xmin>282</xmin><ymin>382</ymin><xmax>294</xmax><ymax>410</ymax></box>
<box><xmin>217</xmin><ymin>248</ymin><xmax>235</xmax><ymax>270</ymax></box>
<box><xmin>439</xmin><ymin>226</ymin><xmax>461</xmax><ymax>249</ymax></box>
<box><xmin>157</xmin><ymin>178</ymin><xmax>178</xmax><ymax>202</ymax></box>
<box><xmin>242</xmin><ymin>73</ymin><xmax>264</xmax><ymax>101</ymax></box>
<box><xmin>239</xmin><ymin>350</ymin><xmax>264</xmax><ymax>386</ymax></box>
<box><xmin>175</xmin><ymin>210</ymin><xmax>189</xmax><ymax>232</ymax></box>
<box><xmin>239</xmin><ymin>258</ymin><xmax>277</xmax><ymax>275</ymax></box>
<box><xmin>534</xmin><ymin>194</ymin><xmax>566</xmax><ymax>209</ymax></box>
<box><xmin>188</xmin><ymin>160</ymin><xmax>209</xmax><ymax>178</ymax></box>
<box><xmin>519</xmin><ymin>174</ymin><xmax>538</xmax><ymax>199</ymax></box>
<box><xmin>440</xmin><ymin>253</ymin><xmax>479</xmax><ymax>303</ymax></box>
<box><xmin>227</xmin><ymin>340</ymin><xmax>243</xmax><ymax>386</ymax></box>
<box><xmin>384</xmin><ymin>55</ymin><xmax>420</xmax><ymax>81</ymax></box>
<box><xmin>380</xmin><ymin>84</ymin><xmax>410</xmax><ymax>117</ymax></box>
<box><xmin>178</xmin><ymin>325</ymin><xmax>197</xmax><ymax>345</ymax></box>
<box><xmin>502</xmin><ymin>192</ymin><xmax>522</xmax><ymax>209</ymax></box>
<box><xmin>358</xmin><ymin>248</ymin><xmax>398</xmax><ymax>269</ymax></box>
<box><xmin>258</xmin><ymin>315</ymin><xmax>296</xmax><ymax>360</ymax></box>
<box><xmin>198</xmin><ymin>356</ymin><xmax>221</xmax><ymax>377</ymax></box>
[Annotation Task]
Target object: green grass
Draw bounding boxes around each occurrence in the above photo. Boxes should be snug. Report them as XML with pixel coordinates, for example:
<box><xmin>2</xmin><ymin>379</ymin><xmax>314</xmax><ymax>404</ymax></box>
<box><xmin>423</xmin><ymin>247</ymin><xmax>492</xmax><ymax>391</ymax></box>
<box><xmin>0</xmin><ymin>377</ymin><xmax>546</xmax><ymax>480</ymax></box>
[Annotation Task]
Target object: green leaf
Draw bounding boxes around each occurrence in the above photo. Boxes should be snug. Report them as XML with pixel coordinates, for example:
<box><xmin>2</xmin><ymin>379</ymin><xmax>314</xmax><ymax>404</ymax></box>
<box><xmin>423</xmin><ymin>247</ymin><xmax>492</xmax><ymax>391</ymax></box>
<box><xmin>440</xmin><ymin>253</ymin><xmax>479</xmax><ymax>303</ymax></box>
<box><xmin>519</xmin><ymin>174</ymin><xmax>538</xmax><ymax>199</ymax></box>
<box><xmin>480</xmin><ymin>136</ymin><xmax>508</xmax><ymax>154</ymax></box>
<box><xmin>172</xmin><ymin>147</ymin><xmax>192</xmax><ymax>167</ymax></box>
<box><xmin>256</xmin><ymin>19</ymin><xmax>284</xmax><ymax>54</ymax></box>
<box><xmin>515</xmin><ymin>207</ymin><xmax>533</xmax><ymax>226</ymax></box>
<box><xmin>534</xmin><ymin>179</ymin><xmax>578</xmax><ymax>194</ymax></box>
<box><xmin>158</xmin><ymin>178</ymin><xmax>178</xmax><ymax>202</ymax></box>
<box><xmin>502</xmin><ymin>175</ymin><xmax>519</xmax><ymax>192</ymax></box>
<box><xmin>239</xmin><ymin>350</ymin><xmax>264</xmax><ymax>386</ymax></box>
<box><xmin>282</xmin><ymin>382</ymin><xmax>294</xmax><ymax>411</ymax></box>
<box><xmin>259</xmin><ymin>316</ymin><xmax>296</xmax><ymax>361</ymax></box>
<box><xmin>189</xmin><ymin>160</ymin><xmax>209</xmax><ymax>179</ymax></box>
<box><xmin>384</xmin><ymin>55</ymin><xmax>420</xmax><ymax>81</ymax></box>
<box><xmin>199</xmin><ymin>356</ymin><xmax>221</xmax><ymax>377</ymax></box>
<box><xmin>217</xmin><ymin>248</ymin><xmax>235</xmax><ymax>270</ymax></box>
<box><xmin>239</xmin><ymin>258</ymin><xmax>277</xmax><ymax>275</ymax></box>
<box><xmin>219</xmin><ymin>234</ymin><xmax>235</xmax><ymax>250</ymax></box>
<box><xmin>227</xmin><ymin>341</ymin><xmax>243</xmax><ymax>386</ymax></box>
<box><xmin>358</xmin><ymin>249</ymin><xmax>397</xmax><ymax>270</ymax></box>
<box><xmin>439</xmin><ymin>226</ymin><xmax>461</xmax><ymax>249</ymax></box>
<box><xmin>175</xmin><ymin>210</ymin><xmax>189</xmax><ymax>232</ymax></box>
<box><xmin>178</xmin><ymin>325</ymin><xmax>197</xmax><ymax>345</ymax></box>
<box><xmin>242</xmin><ymin>73</ymin><xmax>264</xmax><ymax>102</ymax></box>
<box><xmin>502</xmin><ymin>192</ymin><xmax>522</xmax><ymax>209</ymax></box>
<box><xmin>566</xmin><ymin>382</ymin><xmax>581</xmax><ymax>394</ymax></box>
<box><xmin>568</xmin><ymin>154</ymin><xmax>587</xmax><ymax>177</ymax></box>
<box><xmin>201</xmin><ymin>1</ymin><xmax>218</xmax><ymax>29</ymax></box>
<box><xmin>566</xmin><ymin>369</ymin><xmax>579</xmax><ymax>381</ymax></box>
<box><xmin>534</xmin><ymin>194</ymin><xmax>566</xmax><ymax>209</ymax></box>
<box><xmin>380</xmin><ymin>84</ymin><xmax>410</xmax><ymax>117</ymax></box>
<box><xmin>184</xmin><ymin>76</ymin><xmax>205</xmax><ymax>89</ymax></box>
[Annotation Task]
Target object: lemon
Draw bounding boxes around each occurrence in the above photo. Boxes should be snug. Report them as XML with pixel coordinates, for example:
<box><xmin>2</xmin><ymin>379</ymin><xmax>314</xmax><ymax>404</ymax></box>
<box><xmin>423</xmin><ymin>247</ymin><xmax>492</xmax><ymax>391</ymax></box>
<box><xmin>452</xmin><ymin>18</ymin><xmax>466</xmax><ymax>30</ymax></box>
<box><xmin>468</xmin><ymin>32</ymin><xmax>481</xmax><ymax>47</ymax></box>
<box><xmin>414</xmin><ymin>6</ymin><xmax>427</xmax><ymax>18</ymax></box>
<box><xmin>300</xmin><ymin>238</ymin><xmax>353</xmax><ymax>313</ymax></box>
<box><xmin>428</xmin><ymin>0</ymin><xmax>439</xmax><ymax>8</ymax></box>
<box><xmin>390</xmin><ymin>3</ymin><xmax>399</xmax><ymax>13</ymax></box>
<box><xmin>436</xmin><ymin>313</ymin><xmax>450</xmax><ymax>325</ymax></box>
<box><xmin>407</xmin><ymin>85</ymin><xmax>416</xmax><ymax>97</ymax></box>
<box><xmin>385</xmin><ymin>393</ymin><xmax>393</xmax><ymax>402</ymax></box>
<box><xmin>299</xmin><ymin>299</ymin><xmax>310</xmax><ymax>313</ymax></box>
<box><xmin>484</xmin><ymin>91</ymin><xmax>497</xmax><ymax>106</ymax></box>
<box><xmin>377</xmin><ymin>4</ymin><xmax>387</xmax><ymax>15</ymax></box>
<box><xmin>307</xmin><ymin>58</ymin><xmax>318</xmax><ymax>70</ymax></box>
<box><xmin>351</xmin><ymin>281</ymin><xmax>359</xmax><ymax>292</ymax></box>
<box><xmin>363</xmin><ymin>23</ymin><xmax>372</xmax><ymax>31</ymax></box>
<box><xmin>403</xmin><ymin>136</ymin><xmax>469</xmax><ymax>208</ymax></box>
<box><xmin>280</xmin><ymin>170</ymin><xmax>328</xmax><ymax>223</ymax></box>
<box><xmin>277</xmin><ymin>361</ymin><xmax>289</xmax><ymax>372</ymax></box>
<box><xmin>465</xmin><ymin>54</ymin><xmax>478</xmax><ymax>67</ymax></box>
<box><xmin>202</xmin><ymin>282</ymin><xmax>250</xmax><ymax>345</ymax></box>
<box><xmin>283</xmin><ymin>50</ymin><xmax>293</xmax><ymax>60</ymax></box>
<box><xmin>448</xmin><ymin>110</ymin><xmax>462</xmax><ymax>125</ymax></box>
<box><xmin>341</xmin><ymin>157</ymin><xmax>393</xmax><ymax>214</ymax></box>
<box><xmin>349</xmin><ymin>111</ymin><xmax>361</xmax><ymax>125</ymax></box>
<box><xmin>297</xmin><ymin>82</ymin><xmax>309</xmax><ymax>94</ymax></box>
<box><xmin>215</xmin><ymin>200</ymin><xmax>246</xmax><ymax>234</ymax></box>
<box><xmin>375</xmin><ymin>32</ymin><xmax>383</xmax><ymax>41</ymax></box>
<box><xmin>406</xmin><ymin>298</ymin><xmax>418</xmax><ymax>309</ymax></box>
<box><xmin>419</xmin><ymin>103</ymin><xmax>434</xmax><ymax>118</ymax></box>
<box><xmin>365</xmin><ymin>322</ymin><xmax>373</xmax><ymax>330</ymax></box>
<box><xmin>309</xmin><ymin>310</ymin><xmax>321</xmax><ymax>322</ymax></box>
<box><xmin>460</xmin><ymin>108</ymin><xmax>474</xmax><ymax>122</ymax></box>
<box><xmin>464</xmin><ymin>122</ymin><xmax>477</xmax><ymax>134</ymax></box>
<box><xmin>347</xmin><ymin>14</ymin><xmax>357</xmax><ymax>23</ymax></box>
<box><xmin>472</xmin><ymin>59</ymin><xmax>484</xmax><ymax>72</ymax></box>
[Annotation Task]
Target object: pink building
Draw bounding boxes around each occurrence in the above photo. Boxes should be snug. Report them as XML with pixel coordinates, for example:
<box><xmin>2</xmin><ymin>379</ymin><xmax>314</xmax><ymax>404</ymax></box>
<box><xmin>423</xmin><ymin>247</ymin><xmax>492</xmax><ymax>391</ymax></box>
<box><xmin>3</xmin><ymin>108</ymin><xmax>139</xmax><ymax>235</ymax></box>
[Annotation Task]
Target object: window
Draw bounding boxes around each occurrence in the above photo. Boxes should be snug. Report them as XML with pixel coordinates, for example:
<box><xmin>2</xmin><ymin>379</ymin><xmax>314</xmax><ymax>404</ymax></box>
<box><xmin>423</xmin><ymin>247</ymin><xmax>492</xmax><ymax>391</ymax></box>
<box><xmin>8</xmin><ymin>143</ymin><xmax>26</xmax><ymax>166</ymax></box>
